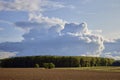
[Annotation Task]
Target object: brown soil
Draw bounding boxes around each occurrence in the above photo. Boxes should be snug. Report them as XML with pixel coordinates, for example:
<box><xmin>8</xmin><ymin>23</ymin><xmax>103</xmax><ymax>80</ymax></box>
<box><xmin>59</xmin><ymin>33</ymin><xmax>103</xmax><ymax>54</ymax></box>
<box><xmin>0</xmin><ymin>68</ymin><xmax>119</xmax><ymax>80</ymax></box>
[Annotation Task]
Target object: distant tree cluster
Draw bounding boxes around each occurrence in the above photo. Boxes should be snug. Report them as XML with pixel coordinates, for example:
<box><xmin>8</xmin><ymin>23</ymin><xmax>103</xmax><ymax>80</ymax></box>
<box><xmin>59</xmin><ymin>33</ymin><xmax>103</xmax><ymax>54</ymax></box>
<box><xmin>112</xmin><ymin>60</ymin><xmax>120</xmax><ymax>66</ymax></box>
<box><xmin>0</xmin><ymin>56</ymin><xmax>115</xmax><ymax>68</ymax></box>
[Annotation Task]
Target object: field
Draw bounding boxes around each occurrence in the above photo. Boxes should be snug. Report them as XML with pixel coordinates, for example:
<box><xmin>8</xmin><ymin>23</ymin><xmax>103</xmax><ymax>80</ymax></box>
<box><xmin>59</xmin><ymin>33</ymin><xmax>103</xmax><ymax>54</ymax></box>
<box><xmin>0</xmin><ymin>67</ymin><xmax>120</xmax><ymax>80</ymax></box>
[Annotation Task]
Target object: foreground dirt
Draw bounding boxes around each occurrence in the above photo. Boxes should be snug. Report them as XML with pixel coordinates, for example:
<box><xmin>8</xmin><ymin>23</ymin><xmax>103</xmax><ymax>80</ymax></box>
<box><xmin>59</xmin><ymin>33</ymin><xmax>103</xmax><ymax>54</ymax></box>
<box><xmin>0</xmin><ymin>68</ymin><xmax>119</xmax><ymax>80</ymax></box>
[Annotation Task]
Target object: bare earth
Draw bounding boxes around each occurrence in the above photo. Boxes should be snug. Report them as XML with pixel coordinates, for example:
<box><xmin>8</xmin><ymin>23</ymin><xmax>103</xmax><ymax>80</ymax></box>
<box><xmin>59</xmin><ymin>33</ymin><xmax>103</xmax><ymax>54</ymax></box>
<box><xmin>0</xmin><ymin>68</ymin><xmax>120</xmax><ymax>80</ymax></box>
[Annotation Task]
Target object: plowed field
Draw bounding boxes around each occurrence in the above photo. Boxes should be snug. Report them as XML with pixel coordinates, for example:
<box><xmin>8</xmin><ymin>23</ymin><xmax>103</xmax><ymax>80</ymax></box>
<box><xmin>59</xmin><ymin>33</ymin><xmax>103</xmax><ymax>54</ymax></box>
<box><xmin>0</xmin><ymin>68</ymin><xmax>119</xmax><ymax>80</ymax></box>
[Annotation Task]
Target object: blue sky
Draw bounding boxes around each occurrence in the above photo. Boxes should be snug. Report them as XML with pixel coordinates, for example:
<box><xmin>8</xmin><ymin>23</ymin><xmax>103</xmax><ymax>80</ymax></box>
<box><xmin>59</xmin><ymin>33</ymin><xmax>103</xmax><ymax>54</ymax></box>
<box><xmin>0</xmin><ymin>0</ymin><xmax>120</xmax><ymax>39</ymax></box>
<box><xmin>0</xmin><ymin>0</ymin><xmax>120</xmax><ymax>59</ymax></box>
<box><xmin>43</xmin><ymin>0</ymin><xmax>120</xmax><ymax>38</ymax></box>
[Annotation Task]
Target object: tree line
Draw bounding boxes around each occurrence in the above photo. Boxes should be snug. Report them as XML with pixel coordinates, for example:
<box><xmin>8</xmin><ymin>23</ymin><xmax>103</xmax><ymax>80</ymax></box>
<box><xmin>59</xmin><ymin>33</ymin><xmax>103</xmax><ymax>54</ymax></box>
<box><xmin>0</xmin><ymin>56</ymin><xmax>115</xmax><ymax>68</ymax></box>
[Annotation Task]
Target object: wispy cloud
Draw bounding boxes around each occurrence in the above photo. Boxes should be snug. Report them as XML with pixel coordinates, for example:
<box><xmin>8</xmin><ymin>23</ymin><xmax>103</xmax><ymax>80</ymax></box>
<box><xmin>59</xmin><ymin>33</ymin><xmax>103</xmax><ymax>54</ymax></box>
<box><xmin>0</xmin><ymin>0</ymin><xmax>74</xmax><ymax>12</ymax></box>
<box><xmin>0</xmin><ymin>51</ymin><xmax>17</xmax><ymax>59</ymax></box>
<box><xmin>0</xmin><ymin>20</ymin><xmax>14</xmax><ymax>25</ymax></box>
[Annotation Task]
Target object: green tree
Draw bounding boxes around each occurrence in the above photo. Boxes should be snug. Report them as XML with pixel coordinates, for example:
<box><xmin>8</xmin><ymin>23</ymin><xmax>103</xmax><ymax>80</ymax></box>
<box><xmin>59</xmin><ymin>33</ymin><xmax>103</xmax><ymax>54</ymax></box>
<box><xmin>43</xmin><ymin>63</ymin><xmax>55</xmax><ymax>69</ymax></box>
<box><xmin>112</xmin><ymin>60</ymin><xmax>120</xmax><ymax>66</ymax></box>
<box><xmin>35</xmin><ymin>64</ymin><xmax>39</xmax><ymax>68</ymax></box>
<box><xmin>90</xmin><ymin>58</ymin><xmax>96</xmax><ymax>67</ymax></box>
<box><xmin>49</xmin><ymin>63</ymin><xmax>55</xmax><ymax>69</ymax></box>
<box><xmin>80</xmin><ymin>58</ymin><xmax>85</xmax><ymax>67</ymax></box>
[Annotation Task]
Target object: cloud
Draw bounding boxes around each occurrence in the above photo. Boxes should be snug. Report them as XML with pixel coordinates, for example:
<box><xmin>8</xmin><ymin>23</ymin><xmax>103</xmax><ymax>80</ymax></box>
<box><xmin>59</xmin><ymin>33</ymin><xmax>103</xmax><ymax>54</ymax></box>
<box><xmin>0</xmin><ymin>11</ymin><xmax>119</xmax><ymax>59</ymax></box>
<box><xmin>0</xmin><ymin>0</ymin><xmax>120</xmax><ymax>60</ymax></box>
<box><xmin>101</xmin><ymin>39</ymin><xmax>120</xmax><ymax>60</ymax></box>
<box><xmin>0</xmin><ymin>0</ymin><xmax>45</xmax><ymax>12</ymax></box>
<box><xmin>28</xmin><ymin>13</ymin><xmax>66</xmax><ymax>28</ymax></box>
<box><xmin>101</xmin><ymin>51</ymin><xmax>120</xmax><ymax>60</ymax></box>
<box><xmin>14</xmin><ymin>13</ymin><xmax>66</xmax><ymax>35</ymax></box>
<box><xmin>61</xmin><ymin>22</ymin><xmax>89</xmax><ymax>35</ymax></box>
<box><xmin>104</xmin><ymin>39</ymin><xmax>120</xmax><ymax>53</ymax></box>
<box><xmin>0</xmin><ymin>0</ymin><xmax>73</xmax><ymax>12</ymax></box>
<box><xmin>0</xmin><ymin>51</ymin><xmax>17</xmax><ymax>59</ymax></box>
<box><xmin>0</xmin><ymin>21</ymin><xmax>105</xmax><ymax>57</ymax></box>
<box><xmin>0</xmin><ymin>20</ymin><xmax>25</xmax><ymax>43</ymax></box>
<box><xmin>0</xmin><ymin>20</ymin><xmax>14</xmax><ymax>25</ymax></box>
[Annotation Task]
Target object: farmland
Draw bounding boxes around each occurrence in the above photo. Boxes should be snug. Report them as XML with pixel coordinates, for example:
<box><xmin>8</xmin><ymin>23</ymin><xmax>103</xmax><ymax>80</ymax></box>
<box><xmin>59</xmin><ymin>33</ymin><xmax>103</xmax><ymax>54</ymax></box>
<box><xmin>0</xmin><ymin>67</ymin><xmax>120</xmax><ymax>80</ymax></box>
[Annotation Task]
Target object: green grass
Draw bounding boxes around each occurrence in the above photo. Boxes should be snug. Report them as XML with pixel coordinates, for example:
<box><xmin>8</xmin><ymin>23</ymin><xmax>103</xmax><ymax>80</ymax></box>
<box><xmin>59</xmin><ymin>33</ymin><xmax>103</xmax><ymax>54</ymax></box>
<box><xmin>56</xmin><ymin>66</ymin><xmax>120</xmax><ymax>72</ymax></box>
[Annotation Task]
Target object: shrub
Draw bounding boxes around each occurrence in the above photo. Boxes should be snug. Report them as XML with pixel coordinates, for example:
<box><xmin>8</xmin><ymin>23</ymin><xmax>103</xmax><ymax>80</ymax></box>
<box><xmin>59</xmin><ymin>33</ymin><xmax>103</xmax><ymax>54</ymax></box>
<box><xmin>43</xmin><ymin>63</ymin><xmax>55</xmax><ymax>69</ymax></box>
<box><xmin>35</xmin><ymin>64</ymin><xmax>39</xmax><ymax>68</ymax></box>
<box><xmin>43</xmin><ymin>63</ymin><xmax>48</xmax><ymax>69</ymax></box>
<box><xmin>49</xmin><ymin>63</ymin><xmax>55</xmax><ymax>69</ymax></box>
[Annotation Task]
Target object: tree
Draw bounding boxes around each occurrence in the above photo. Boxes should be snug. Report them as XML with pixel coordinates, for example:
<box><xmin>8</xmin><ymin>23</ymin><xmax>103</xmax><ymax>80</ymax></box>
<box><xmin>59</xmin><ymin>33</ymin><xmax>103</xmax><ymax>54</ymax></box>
<box><xmin>0</xmin><ymin>56</ymin><xmax>115</xmax><ymax>68</ymax></box>
<box><xmin>80</xmin><ymin>58</ymin><xmax>85</xmax><ymax>67</ymax></box>
<box><xmin>35</xmin><ymin>64</ymin><xmax>39</xmax><ymax>68</ymax></box>
<box><xmin>95</xmin><ymin>58</ymin><xmax>101</xmax><ymax>66</ymax></box>
<box><xmin>112</xmin><ymin>60</ymin><xmax>120</xmax><ymax>66</ymax></box>
<box><xmin>49</xmin><ymin>63</ymin><xmax>55</xmax><ymax>69</ymax></box>
<box><xmin>0</xmin><ymin>60</ymin><xmax>1</xmax><ymax>68</ymax></box>
<box><xmin>43</xmin><ymin>63</ymin><xmax>55</xmax><ymax>69</ymax></box>
<box><xmin>90</xmin><ymin>58</ymin><xmax>96</xmax><ymax>67</ymax></box>
<box><xmin>107</xmin><ymin>59</ymin><xmax>114</xmax><ymax>66</ymax></box>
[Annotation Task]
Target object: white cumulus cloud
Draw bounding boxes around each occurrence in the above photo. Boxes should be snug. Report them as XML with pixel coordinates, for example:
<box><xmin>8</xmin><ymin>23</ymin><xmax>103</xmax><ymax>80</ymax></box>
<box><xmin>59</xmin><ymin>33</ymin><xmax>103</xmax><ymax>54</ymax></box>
<box><xmin>0</xmin><ymin>20</ymin><xmax>105</xmax><ymax>57</ymax></box>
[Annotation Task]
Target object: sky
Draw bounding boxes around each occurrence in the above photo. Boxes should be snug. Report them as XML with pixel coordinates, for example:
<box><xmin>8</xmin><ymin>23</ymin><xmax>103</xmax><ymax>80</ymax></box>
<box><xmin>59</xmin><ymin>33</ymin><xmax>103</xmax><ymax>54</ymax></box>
<box><xmin>0</xmin><ymin>0</ymin><xmax>120</xmax><ymax>60</ymax></box>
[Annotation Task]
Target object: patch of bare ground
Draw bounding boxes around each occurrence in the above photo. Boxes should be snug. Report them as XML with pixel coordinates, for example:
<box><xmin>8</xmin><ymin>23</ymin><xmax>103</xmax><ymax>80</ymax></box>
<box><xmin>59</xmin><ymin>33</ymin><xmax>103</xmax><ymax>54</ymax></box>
<box><xmin>0</xmin><ymin>68</ymin><xmax>119</xmax><ymax>80</ymax></box>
